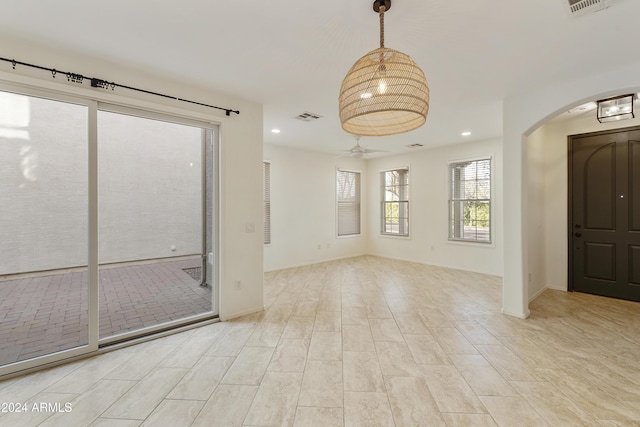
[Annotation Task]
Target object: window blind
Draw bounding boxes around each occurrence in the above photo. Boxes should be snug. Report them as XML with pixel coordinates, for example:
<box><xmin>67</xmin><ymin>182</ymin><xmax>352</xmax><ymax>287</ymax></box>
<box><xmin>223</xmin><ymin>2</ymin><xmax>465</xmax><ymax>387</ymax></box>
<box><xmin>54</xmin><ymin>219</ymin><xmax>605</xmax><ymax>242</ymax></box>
<box><xmin>449</xmin><ymin>158</ymin><xmax>491</xmax><ymax>243</ymax></box>
<box><xmin>381</xmin><ymin>168</ymin><xmax>409</xmax><ymax>236</ymax></box>
<box><xmin>263</xmin><ymin>161</ymin><xmax>271</xmax><ymax>244</ymax></box>
<box><xmin>337</xmin><ymin>169</ymin><xmax>361</xmax><ymax>236</ymax></box>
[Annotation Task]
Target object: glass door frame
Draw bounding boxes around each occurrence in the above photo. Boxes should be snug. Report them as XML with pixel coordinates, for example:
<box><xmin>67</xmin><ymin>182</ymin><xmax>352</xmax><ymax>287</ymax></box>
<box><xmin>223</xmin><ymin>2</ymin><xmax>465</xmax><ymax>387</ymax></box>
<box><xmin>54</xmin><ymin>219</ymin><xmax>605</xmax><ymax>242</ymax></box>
<box><xmin>0</xmin><ymin>83</ymin><xmax>220</xmax><ymax>377</ymax></box>
<box><xmin>96</xmin><ymin>103</ymin><xmax>220</xmax><ymax>347</ymax></box>
<box><xmin>0</xmin><ymin>83</ymin><xmax>99</xmax><ymax>377</ymax></box>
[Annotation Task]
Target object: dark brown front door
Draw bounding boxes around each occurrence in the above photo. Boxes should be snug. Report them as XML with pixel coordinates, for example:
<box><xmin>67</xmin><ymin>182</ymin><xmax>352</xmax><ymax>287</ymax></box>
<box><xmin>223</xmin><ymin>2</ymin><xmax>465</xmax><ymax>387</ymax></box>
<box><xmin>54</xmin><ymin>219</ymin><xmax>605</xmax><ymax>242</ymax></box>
<box><xmin>569</xmin><ymin>126</ymin><xmax>640</xmax><ymax>302</ymax></box>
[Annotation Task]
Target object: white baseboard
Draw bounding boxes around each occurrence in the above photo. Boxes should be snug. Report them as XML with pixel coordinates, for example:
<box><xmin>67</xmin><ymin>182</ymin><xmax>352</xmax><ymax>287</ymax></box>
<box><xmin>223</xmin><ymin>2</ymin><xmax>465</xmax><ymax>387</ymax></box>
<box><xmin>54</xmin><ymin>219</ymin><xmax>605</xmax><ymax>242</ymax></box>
<box><xmin>528</xmin><ymin>283</ymin><xmax>568</xmax><ymax>303</ymax></box>
<box><xmin>501</xmin><ymin>308</ymin><xmax>530</xmax><ymax>319</ymax></box>
<box><xmin>546</xmin><ymin>283</ymin><xmax>567</xmax><ymax>292</ymax></box>
<box><xmin>266</xmin><ymin>252</ymin><xmax>501</xmax><ymax>277</ymax></box>
<box><xmin>528</xmin><ymin>285</ymin><xmax>548</xmax><ymax>303</ymax></box>
<box><xmin>264</xmin><ymin>253</ymin><xmax>368</xmax><ymax>273</ymax></box>
<box><xmin>364</xmin><ymin>253</ymin><xmax>502</xmax><ymax>278</ymax></box>
<box><xmin>219</xmin><ymin>306</ymin><xmax>264</xmax><ymax>322</ymax></box>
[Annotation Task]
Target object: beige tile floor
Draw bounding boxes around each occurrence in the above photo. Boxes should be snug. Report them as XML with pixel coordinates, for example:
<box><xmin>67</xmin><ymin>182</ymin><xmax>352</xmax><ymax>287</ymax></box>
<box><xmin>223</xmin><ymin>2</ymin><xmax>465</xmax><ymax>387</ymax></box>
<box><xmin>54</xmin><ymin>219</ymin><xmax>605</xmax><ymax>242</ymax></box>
<box><xmin>1</xmin><ymin>255</ymin><xmax>639</xmax><ymax>426</ymax></box>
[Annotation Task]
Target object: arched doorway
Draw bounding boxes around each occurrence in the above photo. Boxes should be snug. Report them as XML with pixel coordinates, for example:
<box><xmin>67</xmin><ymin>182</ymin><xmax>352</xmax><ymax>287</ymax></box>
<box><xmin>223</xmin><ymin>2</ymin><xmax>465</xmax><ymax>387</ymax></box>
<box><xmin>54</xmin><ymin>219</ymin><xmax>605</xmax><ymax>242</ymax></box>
<box><xmin>501</xmin><ymin>63</ymin><xmax>640</xmax><ymax>318</ymax></box>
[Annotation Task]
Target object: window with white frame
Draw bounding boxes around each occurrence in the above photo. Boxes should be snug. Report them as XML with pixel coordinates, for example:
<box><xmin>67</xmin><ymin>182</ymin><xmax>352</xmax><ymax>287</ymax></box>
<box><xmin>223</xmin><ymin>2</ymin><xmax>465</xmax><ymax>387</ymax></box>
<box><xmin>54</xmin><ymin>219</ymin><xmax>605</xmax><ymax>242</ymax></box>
<box><xmin>336</xmin><ymin>169</ymin><xmax>361</xmax><ymax>236</ymax></box>
<box><xmin>381</xmin><ymin>168</ymin><xmax>409</xmax><ymax>236</ymax></box>
<box><xmin>449</xmin><ymin>158</ymin><xmax>491</xmax><ymax>243</ymax></box>
<box><xmin>263</xmin><ymin>161</ymin><xmax>271</xmax><ymax>244</ymax></box>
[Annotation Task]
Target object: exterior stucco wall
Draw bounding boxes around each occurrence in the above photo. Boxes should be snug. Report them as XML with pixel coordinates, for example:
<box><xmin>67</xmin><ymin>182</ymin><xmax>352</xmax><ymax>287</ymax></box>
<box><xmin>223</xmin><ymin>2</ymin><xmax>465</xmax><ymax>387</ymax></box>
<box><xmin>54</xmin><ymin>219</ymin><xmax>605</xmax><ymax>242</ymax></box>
<box><xmin>1</xmin><ymin>94</ymin><xmax>203</xmax><ymax>275</ymax></box>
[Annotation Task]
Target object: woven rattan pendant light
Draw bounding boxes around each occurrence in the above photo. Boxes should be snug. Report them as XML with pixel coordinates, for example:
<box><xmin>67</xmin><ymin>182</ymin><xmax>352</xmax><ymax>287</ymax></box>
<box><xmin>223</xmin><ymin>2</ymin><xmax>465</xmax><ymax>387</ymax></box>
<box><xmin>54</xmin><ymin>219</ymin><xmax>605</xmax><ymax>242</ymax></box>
<box><xmin>339</xmin><ymin>0</ymin><xmax>429</xmax><ymax>137</ymax></box>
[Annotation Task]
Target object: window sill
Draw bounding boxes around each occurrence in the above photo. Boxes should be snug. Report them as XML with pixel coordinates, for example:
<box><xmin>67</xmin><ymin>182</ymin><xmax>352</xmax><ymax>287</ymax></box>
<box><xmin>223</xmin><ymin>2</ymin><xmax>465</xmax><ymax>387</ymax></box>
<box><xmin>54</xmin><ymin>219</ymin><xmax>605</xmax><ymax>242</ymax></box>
<box><xmin>379</xmin><ymin>234</ymin><xmax>411</xmax><ymax>240</ymax></box>
<box><xmin>447</xmin><ymin>239</ymin><xmax>494</xmax><ymax>248</ymax></box>
<box><xmin>337</xmin><ymin>234</ymin><xmax>362</xmax><ymax>239</ymax></box>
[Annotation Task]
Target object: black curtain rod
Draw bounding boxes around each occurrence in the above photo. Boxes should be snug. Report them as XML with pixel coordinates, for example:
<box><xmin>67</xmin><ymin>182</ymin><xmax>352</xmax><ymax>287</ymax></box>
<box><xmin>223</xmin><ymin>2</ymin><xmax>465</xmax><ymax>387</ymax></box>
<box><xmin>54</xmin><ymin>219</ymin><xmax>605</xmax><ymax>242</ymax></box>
<box><xmin>0</xmin><ymin>57</ymin><xmax>240</xmax><ymax>116</ymax></box>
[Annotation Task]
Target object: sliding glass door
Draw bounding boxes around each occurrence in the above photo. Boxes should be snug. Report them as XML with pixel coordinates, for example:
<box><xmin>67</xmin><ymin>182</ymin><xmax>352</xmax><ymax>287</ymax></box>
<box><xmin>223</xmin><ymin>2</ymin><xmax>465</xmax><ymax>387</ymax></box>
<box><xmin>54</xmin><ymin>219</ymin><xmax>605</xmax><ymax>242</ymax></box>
<box><xmin>97</xmin><ymin>108</ymin><xmax>215</xmax><ymax>342</ymax></box>
<box><xmin>0</xmin><ymin>87</ymin><xmax>218</xmax><ymax>376</ymax></box>
<box><xmin>0</xmin><ymin>90</ymin><xmax>92</xmax><ymax>369</ymax></box>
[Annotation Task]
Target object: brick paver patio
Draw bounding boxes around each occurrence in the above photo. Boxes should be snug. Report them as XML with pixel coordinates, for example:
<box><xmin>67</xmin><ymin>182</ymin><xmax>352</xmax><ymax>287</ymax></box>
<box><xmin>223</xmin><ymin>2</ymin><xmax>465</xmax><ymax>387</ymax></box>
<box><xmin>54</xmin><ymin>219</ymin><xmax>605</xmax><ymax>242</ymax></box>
<box><xmin>0</xmin><ymin>258</ymin><xmax>212</xmax><ymax>366</ymax></box>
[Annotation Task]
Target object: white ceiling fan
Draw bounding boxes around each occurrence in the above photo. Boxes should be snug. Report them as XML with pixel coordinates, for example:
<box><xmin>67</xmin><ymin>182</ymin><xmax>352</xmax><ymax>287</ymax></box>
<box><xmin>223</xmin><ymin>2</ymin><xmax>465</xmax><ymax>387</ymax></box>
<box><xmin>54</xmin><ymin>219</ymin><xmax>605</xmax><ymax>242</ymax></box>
<box><xmin>339</xmin><ymin>136</ymin><xmax>387</xmax><ymax>158</ymax></box>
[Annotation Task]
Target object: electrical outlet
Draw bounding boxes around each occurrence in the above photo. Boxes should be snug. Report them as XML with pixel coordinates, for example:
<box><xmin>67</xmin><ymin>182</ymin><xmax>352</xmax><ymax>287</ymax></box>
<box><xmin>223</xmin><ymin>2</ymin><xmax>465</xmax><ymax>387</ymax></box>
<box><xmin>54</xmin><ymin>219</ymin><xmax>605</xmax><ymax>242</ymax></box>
<box><xmin>234</xmin><ymin>280</ymin><xmax>241</xmax><ymax>290</ymax></box>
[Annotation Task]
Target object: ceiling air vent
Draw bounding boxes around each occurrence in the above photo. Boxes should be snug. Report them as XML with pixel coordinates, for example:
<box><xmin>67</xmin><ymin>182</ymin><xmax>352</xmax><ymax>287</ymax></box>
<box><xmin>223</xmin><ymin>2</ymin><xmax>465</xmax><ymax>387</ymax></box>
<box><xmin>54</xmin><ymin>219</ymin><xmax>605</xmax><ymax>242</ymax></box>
<box><xmin>294</xmin><ymin>111</ymin><xmax>323</xmax><ymax>122</ymax></box>
<box><xmin>407</xmin><ymin>143</ymin><xmax>424</xmax><ymax>148</ymax></box>
<box><xmin>567</xmin><ymin>0</ymin><xmax>607</xmax><ymax>16</ymax></box>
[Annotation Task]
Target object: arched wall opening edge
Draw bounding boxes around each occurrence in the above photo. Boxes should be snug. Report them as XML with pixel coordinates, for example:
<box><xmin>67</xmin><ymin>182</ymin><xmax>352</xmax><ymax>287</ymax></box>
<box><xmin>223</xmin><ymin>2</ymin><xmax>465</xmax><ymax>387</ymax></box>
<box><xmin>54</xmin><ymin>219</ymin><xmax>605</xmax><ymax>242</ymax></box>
<box><xmin>502</xmin><ymin>63</ymin><xmax>640</xmax><ymax>319</ymax></box>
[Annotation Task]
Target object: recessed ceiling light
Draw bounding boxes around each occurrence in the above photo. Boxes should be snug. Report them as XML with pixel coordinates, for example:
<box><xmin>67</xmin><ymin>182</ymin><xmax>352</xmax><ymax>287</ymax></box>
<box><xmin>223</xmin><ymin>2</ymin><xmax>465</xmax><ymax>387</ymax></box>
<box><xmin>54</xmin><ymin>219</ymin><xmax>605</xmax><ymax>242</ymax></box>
<box><xmin>461</xmin><ymin>131</ymin><xmax>471</xmax><ymax>136</ymax></box>
<box><xmin>271</xmin><ymin>129</ymin><xmax>281</xmax><ymax>134</ymax></box>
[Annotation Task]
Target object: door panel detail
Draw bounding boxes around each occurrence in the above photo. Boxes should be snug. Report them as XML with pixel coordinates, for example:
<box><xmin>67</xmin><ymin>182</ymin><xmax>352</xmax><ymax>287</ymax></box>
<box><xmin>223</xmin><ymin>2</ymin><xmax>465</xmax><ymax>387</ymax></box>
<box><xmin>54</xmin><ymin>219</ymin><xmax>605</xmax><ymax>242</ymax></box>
<box><xmin>629</xmin><ymin>246</ymin><xmax>640</xmax><ymax>286</ymax></box>
<box><xmin>584</xmin><ymin>143</ymin><xmax>616</xmax><ymax>230</ymax></box>
<box><xmin>583</xmin><ymin>242</ymin><xmax>615</xmax><ymax>281</ymax></box>
<box><xmin>630</xmin><ymin>141</ymin><xmax>640</xmax><ymax>231</ymax></box>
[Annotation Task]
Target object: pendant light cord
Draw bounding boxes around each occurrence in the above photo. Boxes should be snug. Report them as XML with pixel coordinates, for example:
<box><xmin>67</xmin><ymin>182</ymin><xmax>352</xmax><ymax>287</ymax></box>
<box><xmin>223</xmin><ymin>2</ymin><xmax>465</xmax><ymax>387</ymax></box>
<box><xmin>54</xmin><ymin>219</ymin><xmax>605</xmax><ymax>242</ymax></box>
<box><xmin>379</xmin><ymin>5</ymin><xmax>386</xmax><ymax>48</ymax></box>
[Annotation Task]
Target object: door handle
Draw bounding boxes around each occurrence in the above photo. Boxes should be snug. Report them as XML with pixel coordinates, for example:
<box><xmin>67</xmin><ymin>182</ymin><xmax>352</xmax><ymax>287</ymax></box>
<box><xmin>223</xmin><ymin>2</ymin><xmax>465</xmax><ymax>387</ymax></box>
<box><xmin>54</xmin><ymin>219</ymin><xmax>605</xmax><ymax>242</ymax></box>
<box><xmin>575</xmin><ymin>232</ymin><xmax>582</xmax><ymax>237</ymax></box>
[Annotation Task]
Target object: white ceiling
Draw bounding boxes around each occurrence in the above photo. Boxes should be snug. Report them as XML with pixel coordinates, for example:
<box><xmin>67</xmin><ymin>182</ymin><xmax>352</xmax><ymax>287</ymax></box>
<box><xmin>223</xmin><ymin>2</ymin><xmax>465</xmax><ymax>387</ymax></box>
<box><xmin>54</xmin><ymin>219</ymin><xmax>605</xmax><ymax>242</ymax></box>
<box><xmin>1</xmin><ymin>0</ymin><xmax>639</xmax><ymax>156</ymax></box>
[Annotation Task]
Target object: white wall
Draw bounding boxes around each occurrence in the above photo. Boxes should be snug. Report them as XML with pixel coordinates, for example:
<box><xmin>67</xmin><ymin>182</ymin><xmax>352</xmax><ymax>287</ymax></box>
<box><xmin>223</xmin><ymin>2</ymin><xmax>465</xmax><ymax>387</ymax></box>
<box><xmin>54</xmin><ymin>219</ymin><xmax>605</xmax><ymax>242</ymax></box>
<box><xmin>264</xmin><ymin>139</ymin><xmax>504</xmax><ymax>277</ymax></box>
<box><xmin>366</xmin><ymin>138</ymin><xmax>503</xmax><ymax>276</ymax></box>
<box><xmin>0</xmin><ymin>37</ymin><xmax>264</xmax><ymax>320</ymax></box>
<box><xmin>526</xmin><ymin>125</ymin><xmax>547</xmax><ymax>300</ymax></box>
<box><xmin>263</xmin><ymin>144</ymin><xmax>368</xmax><ymax>271</ymax></box>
